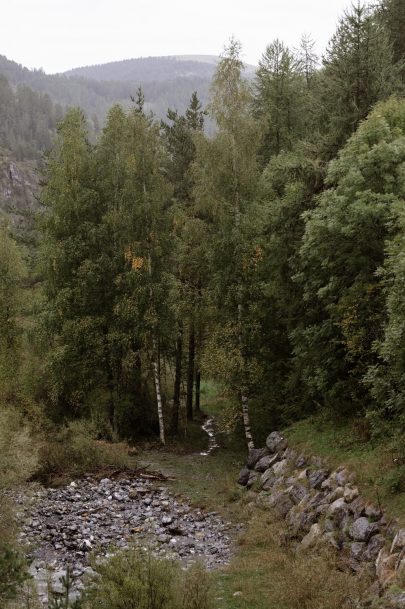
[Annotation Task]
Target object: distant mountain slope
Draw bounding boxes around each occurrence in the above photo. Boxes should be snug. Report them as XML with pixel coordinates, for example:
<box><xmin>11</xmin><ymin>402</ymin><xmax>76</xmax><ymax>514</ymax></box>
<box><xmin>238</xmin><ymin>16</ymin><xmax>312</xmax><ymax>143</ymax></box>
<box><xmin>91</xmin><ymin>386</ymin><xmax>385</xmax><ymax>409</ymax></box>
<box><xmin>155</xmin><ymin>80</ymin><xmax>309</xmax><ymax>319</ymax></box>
<box><xmin>63</xmin><ymin>55</ymin><xmax>219</xmax><ymax>82</ymax></box>
<box><xmin>64</xmin><ymin>54</ymin><xmax>256</xmax><ymax>82</ymax></box>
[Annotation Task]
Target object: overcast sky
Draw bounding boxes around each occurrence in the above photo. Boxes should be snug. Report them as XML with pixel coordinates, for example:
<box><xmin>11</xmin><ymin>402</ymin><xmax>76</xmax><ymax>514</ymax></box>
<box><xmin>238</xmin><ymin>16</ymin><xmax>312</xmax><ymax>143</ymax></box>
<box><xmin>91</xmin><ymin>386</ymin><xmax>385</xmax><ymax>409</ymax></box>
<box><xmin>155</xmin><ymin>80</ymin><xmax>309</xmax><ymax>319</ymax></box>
<box><xmin>3</xmin><ymin>0</ymin><xmax>359</xmax><ymax>73</ymax></box>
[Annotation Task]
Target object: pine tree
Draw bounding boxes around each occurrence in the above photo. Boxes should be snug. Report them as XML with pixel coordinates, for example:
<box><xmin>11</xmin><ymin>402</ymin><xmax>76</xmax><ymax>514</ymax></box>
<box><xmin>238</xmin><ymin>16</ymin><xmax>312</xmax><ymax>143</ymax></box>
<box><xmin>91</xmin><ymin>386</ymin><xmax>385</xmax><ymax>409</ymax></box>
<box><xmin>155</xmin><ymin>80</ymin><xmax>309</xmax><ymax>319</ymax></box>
<box><xmin>254</xmin><ymin>40</ymin><xmax>306</xmax><ymax>163</ymax></box>
<box><xmin>319</xmin><ymin>1</ymin><xmax>399</xmax><ymax>158</ymax></box>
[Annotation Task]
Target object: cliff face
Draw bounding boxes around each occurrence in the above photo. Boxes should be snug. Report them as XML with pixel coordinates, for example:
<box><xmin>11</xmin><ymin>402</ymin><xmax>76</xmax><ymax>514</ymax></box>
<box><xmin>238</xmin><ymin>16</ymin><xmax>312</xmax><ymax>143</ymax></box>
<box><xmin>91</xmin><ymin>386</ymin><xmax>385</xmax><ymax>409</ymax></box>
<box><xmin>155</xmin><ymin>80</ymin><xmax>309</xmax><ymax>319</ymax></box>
<box><xmin>0</xmin><ymin>149</ymin><xmax>41</xmax><ymax>232</ymax></box>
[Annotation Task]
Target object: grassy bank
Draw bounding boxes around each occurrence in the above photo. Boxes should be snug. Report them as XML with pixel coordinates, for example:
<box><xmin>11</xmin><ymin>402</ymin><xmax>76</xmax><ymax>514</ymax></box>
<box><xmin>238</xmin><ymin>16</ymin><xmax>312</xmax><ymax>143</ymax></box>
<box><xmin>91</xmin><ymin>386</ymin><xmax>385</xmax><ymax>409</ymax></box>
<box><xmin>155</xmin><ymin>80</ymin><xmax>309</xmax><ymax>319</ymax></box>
<box><xmin>284</xmin><ymin>417</ymin><xmax>405</xmax><ymax>525</ymax></box>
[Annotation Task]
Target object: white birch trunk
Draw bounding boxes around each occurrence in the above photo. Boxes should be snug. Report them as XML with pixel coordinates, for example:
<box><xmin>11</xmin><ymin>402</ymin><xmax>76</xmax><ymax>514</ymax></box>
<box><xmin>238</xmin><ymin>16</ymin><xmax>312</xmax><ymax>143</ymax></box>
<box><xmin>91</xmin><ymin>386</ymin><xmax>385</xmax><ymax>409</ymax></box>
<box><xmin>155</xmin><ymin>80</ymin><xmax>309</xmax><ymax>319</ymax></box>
<box><xmin>152</xmin><ymin>343</ymin><xmax>165</xmax><ymax>445</ymax></box>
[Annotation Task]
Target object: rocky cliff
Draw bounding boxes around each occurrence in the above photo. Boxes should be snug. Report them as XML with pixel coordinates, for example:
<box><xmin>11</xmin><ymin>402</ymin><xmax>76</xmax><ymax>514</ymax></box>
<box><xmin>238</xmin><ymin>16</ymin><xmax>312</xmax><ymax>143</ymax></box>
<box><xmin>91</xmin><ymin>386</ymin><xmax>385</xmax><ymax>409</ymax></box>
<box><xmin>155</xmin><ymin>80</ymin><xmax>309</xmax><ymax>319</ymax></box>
<box><xmin>238</xmin><ymin>431</ymin><xmax>405</xmax><ymax>607</ymax></box>
<box><xmin>0</xmin><ymin>149</ymin><xmax>41</xmax><ymax>233</ymax></box>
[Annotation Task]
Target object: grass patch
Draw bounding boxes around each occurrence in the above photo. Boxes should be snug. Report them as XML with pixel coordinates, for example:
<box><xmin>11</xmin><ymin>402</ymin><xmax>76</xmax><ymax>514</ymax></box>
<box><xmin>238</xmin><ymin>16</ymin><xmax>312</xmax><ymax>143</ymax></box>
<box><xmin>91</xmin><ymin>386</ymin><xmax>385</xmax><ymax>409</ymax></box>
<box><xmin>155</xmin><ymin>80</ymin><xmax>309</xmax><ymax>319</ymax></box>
<box><xmin>284</xmin><ymin>417</ymin><xmax>405</xmax><ymax>525</ymax></box>
<box><xmin>213</xmin><ymin>513</ymin><xmax>370</xmax><ymax>609</ymax></box>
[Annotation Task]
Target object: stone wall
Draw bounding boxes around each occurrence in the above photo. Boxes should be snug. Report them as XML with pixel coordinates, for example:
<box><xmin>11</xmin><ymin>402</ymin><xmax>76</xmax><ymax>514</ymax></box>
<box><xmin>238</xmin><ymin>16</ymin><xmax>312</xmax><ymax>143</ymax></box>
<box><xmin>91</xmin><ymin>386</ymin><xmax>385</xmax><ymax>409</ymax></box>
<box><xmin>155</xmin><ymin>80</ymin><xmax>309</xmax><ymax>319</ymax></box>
<box><xmin>238</xmin><ymin>431</ymin><xmax>405</xmax><ymax>605</ymax></box>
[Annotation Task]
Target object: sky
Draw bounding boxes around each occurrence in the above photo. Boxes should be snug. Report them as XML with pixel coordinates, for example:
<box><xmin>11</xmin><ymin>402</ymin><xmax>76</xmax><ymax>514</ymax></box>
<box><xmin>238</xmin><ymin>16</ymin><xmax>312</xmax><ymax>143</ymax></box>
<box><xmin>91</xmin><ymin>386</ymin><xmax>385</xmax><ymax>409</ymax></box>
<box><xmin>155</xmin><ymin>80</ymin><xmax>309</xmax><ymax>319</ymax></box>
<box><xmin>2</xmin><ymin>0</ymin><xmax>357</xmax><ymax>73</ymax></box>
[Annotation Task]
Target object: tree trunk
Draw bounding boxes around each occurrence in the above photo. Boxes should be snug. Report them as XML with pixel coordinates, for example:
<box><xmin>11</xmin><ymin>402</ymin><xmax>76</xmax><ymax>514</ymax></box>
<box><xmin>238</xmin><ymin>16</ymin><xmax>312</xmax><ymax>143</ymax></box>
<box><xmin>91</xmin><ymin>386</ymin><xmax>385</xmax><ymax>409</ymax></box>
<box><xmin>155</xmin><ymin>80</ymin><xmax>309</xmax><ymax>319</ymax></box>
<box><xmin>172</xmin><ymin>324</ymin><xmax>183</xmax><ymax>434</ymax></box>
<box><xmin>186</xmin><ymin>323</ymin><xmax>195</xmax><ymax>421</ymax></box>
<box><xmin>152</xmin><ymin>339</ymin><xmax>165</xmax><ymax>445</ymax></box>
<box><xmin>195</xmin><ymin>368</ymin><xmax>201</xmax><ymax>412</ymax></box>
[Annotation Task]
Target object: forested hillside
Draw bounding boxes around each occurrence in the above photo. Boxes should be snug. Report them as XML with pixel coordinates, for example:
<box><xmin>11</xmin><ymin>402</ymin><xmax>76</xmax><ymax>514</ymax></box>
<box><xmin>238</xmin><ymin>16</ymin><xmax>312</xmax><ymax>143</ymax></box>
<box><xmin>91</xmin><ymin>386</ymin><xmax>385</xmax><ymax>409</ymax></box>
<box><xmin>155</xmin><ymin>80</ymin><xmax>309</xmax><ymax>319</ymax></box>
<box><xmin>3</xmin><ymin>0</ymin><xmax>405</xmax><ymax>607</ymax></box>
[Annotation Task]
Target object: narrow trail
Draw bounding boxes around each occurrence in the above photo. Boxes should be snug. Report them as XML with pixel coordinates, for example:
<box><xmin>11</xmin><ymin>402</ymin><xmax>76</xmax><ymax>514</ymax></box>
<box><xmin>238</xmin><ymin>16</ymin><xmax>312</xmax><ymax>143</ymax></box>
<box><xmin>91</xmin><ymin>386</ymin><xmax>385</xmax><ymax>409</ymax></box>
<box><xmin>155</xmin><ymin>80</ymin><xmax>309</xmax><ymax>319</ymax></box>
<box><xmin>199</xmin><ymin>416</ymin><xmax>219</xmax><ymax>456</ymax></box>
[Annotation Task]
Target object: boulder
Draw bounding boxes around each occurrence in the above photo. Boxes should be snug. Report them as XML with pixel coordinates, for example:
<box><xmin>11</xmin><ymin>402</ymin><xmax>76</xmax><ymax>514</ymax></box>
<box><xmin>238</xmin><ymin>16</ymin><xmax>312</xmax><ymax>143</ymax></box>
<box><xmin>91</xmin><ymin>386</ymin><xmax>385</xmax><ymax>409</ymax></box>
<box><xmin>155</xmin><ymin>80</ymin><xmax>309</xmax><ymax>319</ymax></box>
<box><xmin>267</xmin><ymin>491</ymin><xmax>294</xmax><ymax>518</ymax></box>
<box><xmin>260</xmin><ymin>468</ymin><xmax>276</xmax><ymax>491</ymax></box>
<box><xmin>266</xmin><ymin>431</ymin><xmax>288</xmax><ymax>453</ymax></box>
<box><xmin>344</xmin><ymin>486</ymin><xmax>359</xmax><ymax>503</ymax></box>
<box><xmin>246</xmin><ymin>472</ymin><xmax>259</xmax><ymax>488</ymax></box>
<box><xmin>325</xmin><ymin>487</ymin><xmax>344</xmax><ymax>503</ymax></box>
<box><xmin>349</xmin><ymin>517</ymin><xmax>379</xmax><ymax>542</ymax></box>
<box><xmin>301</xmin><ymin>523</ymin><xmax>322</xmax><ymax>550</ymax></box>
<box><xmin>364</xmin><ymin>534</ymin><xmax>386</xmax><ymax>562</ymax></box>
<box><xmin>295</xmin><ymin>454</ymin><xmax>307</xmax><ymax>468</ymax></box>
<box><xmin>327</xmin><ymin>498</ymin><xmax>349</xmax><ymax>524</ymax></box>
<box><xmin>254</xmin><ymin>453</ymin><xmax>279</xmax><ymax>473</ymax></box>
<box><xmin>308</xmin><ymin>470</ymin><xmax>329</xmax><ymax>490</ymax></box>
<box><xmin>348</xmin><ymin>497</ymin><xmax>366</xmax><ymax>519</ymax></box>
<box><xmin>336</xmin><ymin>468</ymin><xmax>353</xmax><ymax>487</ymax></box>
<box><xmin>237</xmin><ymin>467</ymin><xmax>250</xmax><ymax>487</ymax></box>
<box><xmin>350</xmin><ymin>542</ymin><xmax>366</xmax><ymax>561</ymax></box>
<box><xmin>273</xmin><ymin>459</ymin><xmax>288</xmax><ymax>477</ymax></box>
<box><xmin>288</xmin><ymin>484</ymin><xmax>308</xmax><ymax>505</ymax></box>
<box><xmin>364</xmin><ymin>502</ymin><xmax>382</xmax><ymax>521</ymax></box>
<box><xmin>247</xmin><ymin>448</ymin><xmax>268</xmax><ymax>470</ymax></box>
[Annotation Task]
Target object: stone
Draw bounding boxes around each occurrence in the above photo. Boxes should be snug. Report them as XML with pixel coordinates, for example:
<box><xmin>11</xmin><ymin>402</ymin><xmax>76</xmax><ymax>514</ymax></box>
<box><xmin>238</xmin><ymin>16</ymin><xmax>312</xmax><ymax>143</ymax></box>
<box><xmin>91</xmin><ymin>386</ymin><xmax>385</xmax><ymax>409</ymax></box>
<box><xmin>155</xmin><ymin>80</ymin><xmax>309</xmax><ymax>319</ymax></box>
<box><xmin>349</xmin><ymin>517</ymin><xmax>379</xmax><ymax>542</ymax></box>
<box><xmin>327</xmin><ymin>498</ymin><xmax>349</xmax><ymax>524</ymax></box>
<box><xmin>348</xmin><ymin>497</ymin><xmax>366</xmax><ymax>519</ymax></box>
<box><xmin>325</xmin><ymin>487</ymin><xmax>344</xmax><ymax>503</ymax></box>
<box><xmin>391</xmin><ymin>528</ymin><xmax>405</xmax><ymax>554</ymax></box>
<box><xmin>288</xmin><ymin>484</ymin><xmax>308</xmax><ymax>505</ymax></box>
<box><xmin>247</xmin><ymin>448</ymin><xmax>268</xmax><ymax>470</ymax></box>
<box><xmin>363</xmin><ymin>534</ymin><xmax>385</xmax><ymax>562</ymax></box>
<box><xmin>267</xmin><ymin>491</ymin><xmax>294</xmax><ymax>518</ymax></box>
<box><xmin>272</xmin><ymin>459</ymin><xmax>288</xmax><ymax>477</ymax></box>
<box><xmin>238</xmin><ymin>467</ymin><xmax>250</xmax><ymax>487</ymax></box>
<box><xmin>246</xmin><ymin>472</ymin><xmax>258</xmax><ymax>488</ymax></box>
<box><xmin>260</xmin><ymin>468</ymin><xmax>276</xmax><ymax>491</ymax></box>
<box><xmin>308</xmin><ymin>470</ymin><xmax>329</xmax><ymax>490</ymax></box>
<box><xmin>266</xmin><ymin>431</ymin><xmax>288</xmax><ymax>453</ymax></box>
<box><xmin>254</xmin><ymin>453</ymin><xmax>279</xmax><ymax>473</ymax></box>
<box><xmin>295</xmin><ymin>454</ymin><xmax>307</xmax><ymax>468</ymax></box>
<box><xmin>321</xmin><ymin>473</ymin><xmax>338</xmax><ymax>491</ymax></box>
<box><xmin>350</xmin><ymin>542</ymin><xmax>366</xmax><ymax>561</ymax></box>
<box><xmin>364</xmin><ymin>503</ymin><xmax>382</xmax><ymax>521</ymax></box>
<box><xmin>336</xmin><ymin>468</ymin><xmax>353</xmax><ymax>487</ymax></box>
<box><xmin>301</xmin><ymin>523</ymin><xmax>322</xmax><ymax>550</ymax></box>
<box><xmin>344</xmin><ymin>486</ymin><xmax>359</xmax><ymax>503</ymax></box>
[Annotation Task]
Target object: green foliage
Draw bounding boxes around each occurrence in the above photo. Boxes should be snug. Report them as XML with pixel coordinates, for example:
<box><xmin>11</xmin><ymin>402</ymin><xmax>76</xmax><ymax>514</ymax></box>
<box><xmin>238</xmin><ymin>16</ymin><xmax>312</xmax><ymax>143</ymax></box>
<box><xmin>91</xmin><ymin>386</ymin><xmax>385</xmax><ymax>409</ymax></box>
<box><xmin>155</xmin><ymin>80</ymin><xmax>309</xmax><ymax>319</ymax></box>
<box><xmin>83</xmin><ymin>550</ymin><xmax>213</xmax><ymax>609</ymax></box>
<box><xmin>294</xmin><ymin>98</ymin><xmax>405</xmax><ymax>417</ymax></box>
<box><xmin>36</xmin><ymin>420</ymin><xmax>132</xmax><ymax>484</ymax></box>
<box><xmin>0</xmin><ymin>224</ymin><xmax>28</xmax><ymax>398</ymax></box>
<box><xmin>318</xmin><ymin>1</ymin><xmax>400</xmax><ymax>157</ymax></box>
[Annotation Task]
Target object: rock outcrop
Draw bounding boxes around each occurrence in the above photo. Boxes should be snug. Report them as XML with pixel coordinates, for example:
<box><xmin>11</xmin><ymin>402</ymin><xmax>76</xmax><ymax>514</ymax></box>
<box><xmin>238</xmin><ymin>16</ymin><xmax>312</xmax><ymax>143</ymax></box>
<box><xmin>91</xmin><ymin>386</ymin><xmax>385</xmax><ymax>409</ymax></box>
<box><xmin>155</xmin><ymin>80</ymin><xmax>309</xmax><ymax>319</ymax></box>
<box><xmin>238</xmin><ymin>431</ymin><xmax>405</xmax><ymax>605</ymax></box>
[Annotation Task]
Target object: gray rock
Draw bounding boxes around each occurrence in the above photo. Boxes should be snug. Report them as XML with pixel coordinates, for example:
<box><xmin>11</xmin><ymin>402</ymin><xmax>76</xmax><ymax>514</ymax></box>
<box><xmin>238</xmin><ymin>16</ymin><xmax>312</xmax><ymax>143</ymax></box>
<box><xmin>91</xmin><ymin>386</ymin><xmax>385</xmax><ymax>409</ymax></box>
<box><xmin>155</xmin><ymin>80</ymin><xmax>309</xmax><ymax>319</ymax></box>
<box><xmin>267</xmin><ymin>491</ymin><xmax>294</xmax><ymax>518</ymax></box>
<box><xmin>364</xmin><ymin>534</ymin><xmax>385</xmax><ymax>562</ymax></box>
<box><xmin>260</xmin><ymin>468</ymin><xmax>276</xmax><ymax>491</ymax></box>
<box><xmin>350</xmin><ymin>542</ymin><xmax>366</xmax><ymax>561</ymax></box>
<box><xmin>246</xmin><ymin>472</ymin><xmax>259</xmax><ymax>488</ymax></box>
<box><xmin>349</xmin><ymin>517</ymin><xmax>379</xmax><ymax>542</ymax></box>
<box><xmin>266</xmin><ymin>431</ymin><xmax>288</xmax><ymax>453</ymax></box>
<box><xmin>308</xmin><ymin>470</ymin><xmax>329</xmax><ymax>490</ymax></box>
<box><xmin>254</xmin><ymin>453</ymin><xmax>279</xmax><ymax>473</ymax></box>
<box><xmin>273</xmin><ymin>459</ymin><xmax>288</xmax><ymax>477</ymax></box>
<box><xmin>288</xmin><ymin>484</ymin><xmax>308</xmax><ymax>505</ymax></box>
<box><xmin>247</xmin><ymin>448</ymin><xmax>268</xmax><ymax>469</ymax></box>
<box><xmin>327</xmin><ymin>498</ymin><xmax>349</xmax><ymax>524</ymax></box>
<box><xmin>238</xmin><ymin>467</ymin><xmax>251</xmax><ymax>486</ymax></box>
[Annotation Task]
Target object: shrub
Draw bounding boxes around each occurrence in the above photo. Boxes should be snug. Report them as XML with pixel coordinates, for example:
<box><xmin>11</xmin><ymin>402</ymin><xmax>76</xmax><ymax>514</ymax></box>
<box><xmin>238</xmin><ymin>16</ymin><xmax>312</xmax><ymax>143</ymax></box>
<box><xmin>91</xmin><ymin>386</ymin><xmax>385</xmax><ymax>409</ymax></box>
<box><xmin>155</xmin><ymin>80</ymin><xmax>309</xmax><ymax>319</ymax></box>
<box><xmin>82</xmin><ymin>550</ymin><xmax>213</xmax><ymax>609</ymax></box>
<box><xmin>36</xmin><ymin>420</ymin><xmax>133</xmax><ymax>484</ymax></box>
<box><xmin>0</xmin><ymin>405</ymin><xmax>39</xmax><ymax>489</ymax></box>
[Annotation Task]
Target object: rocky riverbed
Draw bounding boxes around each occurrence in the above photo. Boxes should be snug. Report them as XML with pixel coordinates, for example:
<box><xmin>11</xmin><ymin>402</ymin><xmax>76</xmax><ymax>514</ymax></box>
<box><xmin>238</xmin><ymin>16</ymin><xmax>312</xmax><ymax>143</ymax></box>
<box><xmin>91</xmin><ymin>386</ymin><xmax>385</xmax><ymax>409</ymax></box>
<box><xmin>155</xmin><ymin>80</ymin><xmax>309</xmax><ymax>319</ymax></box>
<box><xmin>12</xmin><ymin>473</ymin><xmax>235</xmax><ymax>604</ymax></box>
